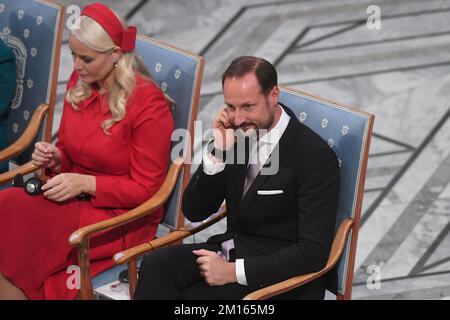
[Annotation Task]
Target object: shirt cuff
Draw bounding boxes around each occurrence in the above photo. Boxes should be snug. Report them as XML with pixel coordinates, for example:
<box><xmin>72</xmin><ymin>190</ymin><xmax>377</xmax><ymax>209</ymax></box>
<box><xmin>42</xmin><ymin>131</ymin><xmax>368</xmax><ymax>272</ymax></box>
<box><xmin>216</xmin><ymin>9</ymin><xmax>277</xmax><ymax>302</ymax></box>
<box><xmin>202</xmin><ymin>149</ymin><xmax>226</xmax><ymax>175</ymax></box>
<box><xmin>235</xmin><ymin>259</ymin><xmax>247</xmax><ymax>286</ymax></box>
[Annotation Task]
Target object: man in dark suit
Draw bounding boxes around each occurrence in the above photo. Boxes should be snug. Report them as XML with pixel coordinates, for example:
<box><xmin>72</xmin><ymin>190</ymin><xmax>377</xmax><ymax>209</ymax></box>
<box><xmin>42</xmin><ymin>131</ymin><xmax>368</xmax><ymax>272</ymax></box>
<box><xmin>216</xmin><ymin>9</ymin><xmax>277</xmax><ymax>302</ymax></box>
<box><xmin>135</xmin><ymin>56</ymin><xmax>340</xmax><ymax>300</ymax></box>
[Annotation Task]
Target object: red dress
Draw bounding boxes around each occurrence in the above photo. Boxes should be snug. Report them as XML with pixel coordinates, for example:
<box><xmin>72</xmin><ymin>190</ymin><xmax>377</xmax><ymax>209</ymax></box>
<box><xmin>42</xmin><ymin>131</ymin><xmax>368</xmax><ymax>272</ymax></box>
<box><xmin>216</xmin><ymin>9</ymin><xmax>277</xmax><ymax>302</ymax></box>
<box><xmin>0</xmin><ymin>71</ymin><xmax>174</xmax><ymax>299</ymax></box>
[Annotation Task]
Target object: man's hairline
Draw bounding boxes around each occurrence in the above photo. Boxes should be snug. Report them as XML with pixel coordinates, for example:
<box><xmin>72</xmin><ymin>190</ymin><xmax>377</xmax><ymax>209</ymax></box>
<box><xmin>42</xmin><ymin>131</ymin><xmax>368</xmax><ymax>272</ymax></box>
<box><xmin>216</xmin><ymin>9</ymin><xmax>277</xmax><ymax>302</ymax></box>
<box><xmin>222</xmin><ymin>71</ymin><xmax>277</xmax><ymax>98</ymax></box>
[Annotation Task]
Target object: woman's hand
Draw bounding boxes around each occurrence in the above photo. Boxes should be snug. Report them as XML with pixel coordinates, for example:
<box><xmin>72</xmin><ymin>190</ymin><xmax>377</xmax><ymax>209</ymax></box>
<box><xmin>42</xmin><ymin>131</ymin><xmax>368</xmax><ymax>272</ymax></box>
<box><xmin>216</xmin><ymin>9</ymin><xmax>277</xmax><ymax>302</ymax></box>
<box><xmin>31</xmin><ymin>142</ymin><xmax>61</xmax><ymax>171</ymax></box>
<box><xmin>41</xmin><ymin>173</ymin><xmax>96</xmax><ymax>202</ymax></box>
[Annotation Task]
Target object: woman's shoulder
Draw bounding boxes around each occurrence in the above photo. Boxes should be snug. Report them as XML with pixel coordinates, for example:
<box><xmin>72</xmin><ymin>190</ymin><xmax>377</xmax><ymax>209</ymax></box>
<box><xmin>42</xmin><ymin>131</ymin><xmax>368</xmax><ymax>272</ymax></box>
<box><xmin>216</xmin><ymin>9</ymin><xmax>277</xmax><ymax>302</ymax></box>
<box><xmin>132</xmin><ymin>72</ymin><xmax>167</xmax><ymax>105</ymax></box>
<box><xmin>128</xmin><ymin>72</ymin><xmax>170</xmax><ymax>115</ymax></box>
<box><xmin>134</xmin><ymin>72</ymin><xmax>162</xmax><ymax>94</ymax></box>
<box><xmin>0</xmin><ymin>43</ymin><xmax>15</xmax><ymax>75</ymax></box>
<box><xmin>0</xmin><ymin>40</ymin><xmax>14</xmax><ymax>62</ymax></box>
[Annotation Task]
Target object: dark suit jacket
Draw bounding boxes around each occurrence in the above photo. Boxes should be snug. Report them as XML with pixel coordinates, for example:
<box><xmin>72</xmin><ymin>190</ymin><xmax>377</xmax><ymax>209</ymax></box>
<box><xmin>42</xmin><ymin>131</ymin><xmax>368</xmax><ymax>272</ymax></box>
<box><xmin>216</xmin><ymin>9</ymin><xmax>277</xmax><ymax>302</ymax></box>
<box><xmin>182</xmin><ymin>104</ymin><xmax>340</xmax><ymax>298</ymax></box>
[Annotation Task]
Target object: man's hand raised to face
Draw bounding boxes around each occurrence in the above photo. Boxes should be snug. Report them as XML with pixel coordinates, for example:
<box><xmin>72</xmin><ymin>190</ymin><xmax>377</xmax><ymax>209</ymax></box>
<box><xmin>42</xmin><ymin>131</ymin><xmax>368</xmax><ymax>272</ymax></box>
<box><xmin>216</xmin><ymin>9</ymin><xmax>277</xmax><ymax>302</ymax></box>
<box><xmin>212</xmin><ymin>107</ymin><xmax>237</xmax><ymax>151</ymax></box>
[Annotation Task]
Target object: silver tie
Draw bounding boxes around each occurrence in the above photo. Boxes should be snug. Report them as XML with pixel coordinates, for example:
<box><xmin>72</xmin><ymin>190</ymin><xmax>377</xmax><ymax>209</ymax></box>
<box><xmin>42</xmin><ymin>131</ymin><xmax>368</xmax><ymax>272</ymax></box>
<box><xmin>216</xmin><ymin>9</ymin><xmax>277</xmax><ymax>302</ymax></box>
<box><xmin>243</xmin><ymin>146</ymin><xmax>261</xmax><ymax>196</ymax></box>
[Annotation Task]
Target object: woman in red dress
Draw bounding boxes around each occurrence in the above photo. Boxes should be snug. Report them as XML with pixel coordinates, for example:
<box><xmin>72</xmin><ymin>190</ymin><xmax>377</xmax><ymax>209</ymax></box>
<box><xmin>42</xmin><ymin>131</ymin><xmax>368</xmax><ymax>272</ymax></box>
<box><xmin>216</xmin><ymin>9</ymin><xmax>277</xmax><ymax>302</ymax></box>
<box><xmin>0</xmin><ymin>2</ymin><xmax>174</xmax><ymax>299</ymax></box>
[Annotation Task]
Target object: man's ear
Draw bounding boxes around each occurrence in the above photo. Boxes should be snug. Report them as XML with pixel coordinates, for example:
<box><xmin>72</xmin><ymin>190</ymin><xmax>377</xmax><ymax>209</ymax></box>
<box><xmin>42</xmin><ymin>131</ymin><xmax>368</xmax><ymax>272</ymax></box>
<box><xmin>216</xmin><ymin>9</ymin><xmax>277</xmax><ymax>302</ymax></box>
<box><xmin>271</xmin><ymin>86</ymin><xmax>280</xmax><ymax>106</ymax></box>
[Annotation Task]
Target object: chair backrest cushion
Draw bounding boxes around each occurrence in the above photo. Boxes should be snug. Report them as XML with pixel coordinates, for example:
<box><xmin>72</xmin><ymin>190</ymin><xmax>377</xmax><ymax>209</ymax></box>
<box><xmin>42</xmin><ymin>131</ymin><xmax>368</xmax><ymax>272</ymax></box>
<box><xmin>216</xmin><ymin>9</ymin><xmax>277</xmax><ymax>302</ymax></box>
<box><xmin>279</xmin><ymin>87</ymin><xmax>373</xmax><ymax>295</ymax></box>
<box><xmin>135</xmin><ymin>35</ymin><xmax>203</xmax><ymax>229</ymax></box>
<box><xmin>0</xmin><ymin>0</ymin><xmax>62</xmax><ymax>164</ymax></box>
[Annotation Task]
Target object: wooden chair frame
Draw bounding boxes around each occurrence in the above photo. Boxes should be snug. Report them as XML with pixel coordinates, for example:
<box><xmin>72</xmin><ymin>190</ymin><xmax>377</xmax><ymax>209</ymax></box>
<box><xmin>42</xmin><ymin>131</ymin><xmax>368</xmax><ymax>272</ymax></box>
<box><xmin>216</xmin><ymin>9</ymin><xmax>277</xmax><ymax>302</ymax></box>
<box><xmin>112</xmin><ymin>86</ymin><xmax>375</xmax><ymax>300</ymax></box>
<box><xmin>0</xmin><ymin>34</ymin><xmax>204</xmax><ymax>300</ymax></box>
<box><xmin>68</xmin><ymin>36</ymin><xmax>204</xmax><ymax>300</ymax></box>
<box><xmin>0</xmin><ymin>0</ymin><xmax>64</xmax><ymax>175</ymax></box>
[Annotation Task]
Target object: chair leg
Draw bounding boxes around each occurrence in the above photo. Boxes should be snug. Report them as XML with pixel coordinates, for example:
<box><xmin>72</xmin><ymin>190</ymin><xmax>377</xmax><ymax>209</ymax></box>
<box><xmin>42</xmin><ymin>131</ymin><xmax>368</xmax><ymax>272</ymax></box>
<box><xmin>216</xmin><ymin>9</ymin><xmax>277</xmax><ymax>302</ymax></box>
<box><xmin>128</xmin><ymin>259</ymin><xmax>138</xmax><ymax>300</ymax></box>
<box><xmin>78</xmin><ymin>240</ymin><xmax>94</xmax><ymax>300</ymax></box>
<box><xmin>337</xmin><ymin>292</ymin><xmax>351</xmax><ymax>300</ymax></box>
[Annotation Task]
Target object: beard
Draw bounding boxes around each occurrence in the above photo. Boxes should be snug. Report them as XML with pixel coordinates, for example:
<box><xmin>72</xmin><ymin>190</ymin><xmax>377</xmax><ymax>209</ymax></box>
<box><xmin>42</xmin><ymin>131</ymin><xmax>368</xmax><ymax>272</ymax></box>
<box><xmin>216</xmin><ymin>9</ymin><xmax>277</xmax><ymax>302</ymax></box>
<box><xmin>242</xmin><ymin>126</ymin><xmax>258</xmax><ymax>137</ymax></box>
<box><xmin>238</xmin><ymin>123</ymin><xmax>257</xmax><ymax>136</ymax></box>
<box><xmin>234</xmin><ymin>98</ymin><xmax>277</xmax><ymax>138</ymax></box>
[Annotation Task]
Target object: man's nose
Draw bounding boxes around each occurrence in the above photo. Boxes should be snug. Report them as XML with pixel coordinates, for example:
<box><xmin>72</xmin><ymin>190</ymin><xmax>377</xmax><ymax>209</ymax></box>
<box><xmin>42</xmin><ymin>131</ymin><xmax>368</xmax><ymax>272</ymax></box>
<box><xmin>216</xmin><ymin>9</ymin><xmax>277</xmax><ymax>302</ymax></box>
<box><xmin>234</xmin><ymin>110</ymin><xmax>245</xmax><ymax>127</ymax></box>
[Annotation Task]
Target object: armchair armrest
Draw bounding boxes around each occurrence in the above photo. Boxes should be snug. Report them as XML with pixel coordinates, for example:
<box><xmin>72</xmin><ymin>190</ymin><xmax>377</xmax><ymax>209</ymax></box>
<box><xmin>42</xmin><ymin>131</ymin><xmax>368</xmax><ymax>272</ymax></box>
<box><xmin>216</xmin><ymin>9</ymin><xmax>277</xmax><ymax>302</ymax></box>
<box><xmin>0</xmin><ymin>161</ymin><xmax>40</xmax><ymax>185</ymax></box>
<box><xmin>70</xmin><ymin>157</ymin><xmax>184</xmax><ymax>300</ymax></box>
<box><xmin>113</xmin><ymin>205</ymin><xmax>227</xmax><ymax>265</ymax></box>
<box><xmin>0</xmin><ymin>103</ymin><xmax>49</xmax><ymax>162</ymax></box>
<box><xmin>112</xmin><ymin>205</ymin><xmax>227</xmax><ymax>299</ymax></box>
<box><xmin>243</xmin><ymin>218</ymin><xmax>354</xmax><ymax>300</ymax></box>
<box><xmin>69</xmin><ymin>158</ymin><xmax>184</xmax><ymax>246</ymax></box>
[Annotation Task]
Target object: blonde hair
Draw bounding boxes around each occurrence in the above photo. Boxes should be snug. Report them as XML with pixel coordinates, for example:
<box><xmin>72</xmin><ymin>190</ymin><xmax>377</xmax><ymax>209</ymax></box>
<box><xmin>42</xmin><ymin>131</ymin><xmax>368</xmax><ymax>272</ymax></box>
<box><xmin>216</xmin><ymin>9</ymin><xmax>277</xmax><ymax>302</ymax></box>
<box><xmin>66</xmin><ymin>14</ymin><xmax>164</xmax><ymax>134</ymax></box>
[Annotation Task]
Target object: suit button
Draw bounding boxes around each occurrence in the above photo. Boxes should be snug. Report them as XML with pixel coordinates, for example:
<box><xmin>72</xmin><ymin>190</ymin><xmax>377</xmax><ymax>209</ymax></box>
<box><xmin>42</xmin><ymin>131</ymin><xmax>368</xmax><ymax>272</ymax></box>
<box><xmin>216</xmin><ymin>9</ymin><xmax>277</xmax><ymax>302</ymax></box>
<box><xmin>260</xmin><ymin>284</ymin><xmax>264</xmax><ymax>288</ymax></box>
<box><xmin>235</xmin><ymin>232</ymin><xmax>239</xmax><ymax>238</ymax></box>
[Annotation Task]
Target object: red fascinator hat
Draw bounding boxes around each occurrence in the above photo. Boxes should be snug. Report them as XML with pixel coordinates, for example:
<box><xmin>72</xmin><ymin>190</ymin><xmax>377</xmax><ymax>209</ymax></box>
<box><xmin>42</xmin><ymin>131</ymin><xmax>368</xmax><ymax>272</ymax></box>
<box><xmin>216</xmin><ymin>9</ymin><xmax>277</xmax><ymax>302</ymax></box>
<box><xmin>81</xmin><ymin>2</ymin><xmax>137</xmax><ymax>52</ymax></box>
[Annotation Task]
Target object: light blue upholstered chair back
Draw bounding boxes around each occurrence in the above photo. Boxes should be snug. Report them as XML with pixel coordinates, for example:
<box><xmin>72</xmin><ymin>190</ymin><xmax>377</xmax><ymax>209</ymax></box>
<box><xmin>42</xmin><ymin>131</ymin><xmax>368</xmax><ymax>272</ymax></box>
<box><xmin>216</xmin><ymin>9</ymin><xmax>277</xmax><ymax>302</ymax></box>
<box><xmin>135</xmin><ymin>35</ymin><xmax>204</xmax><ymax>231</ymax></box>
<box><xmin>0</xmin><ymin>0</ymin><xmax>63</xmax><ymax>165</ymax></box>
<box><xmin>92</xmin><ymin>36</ymin><xmax>204</xmax><ymax>294</ymax></box>
<box><xmin>279</xmin><ymin>87</ymin><xmax>374</xmax><ymax>299</ymax></box>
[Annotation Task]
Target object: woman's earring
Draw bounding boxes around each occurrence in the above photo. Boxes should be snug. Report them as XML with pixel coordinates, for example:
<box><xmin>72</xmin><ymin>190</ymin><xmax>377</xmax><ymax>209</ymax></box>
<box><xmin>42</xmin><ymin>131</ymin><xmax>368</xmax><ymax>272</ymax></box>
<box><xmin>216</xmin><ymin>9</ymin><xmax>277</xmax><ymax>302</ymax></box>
<box><xmin>113</xmin><ymin>61</ymin><xmax>118</xmax><ymax>68</ymax></box>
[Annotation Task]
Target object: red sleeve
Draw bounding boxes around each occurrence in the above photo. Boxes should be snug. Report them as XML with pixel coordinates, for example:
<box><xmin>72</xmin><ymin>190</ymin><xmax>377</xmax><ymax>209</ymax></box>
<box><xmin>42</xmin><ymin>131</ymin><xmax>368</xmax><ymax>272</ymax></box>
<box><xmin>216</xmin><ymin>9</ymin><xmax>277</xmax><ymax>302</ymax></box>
<box><xmin>91</xmin><ymin>87</ymin><xmax>174</xmax><ymax>208</ymax></box>
<box><xmin>49</xmin><ymin>71</ymin><xmax>79</xmax><ymax>175</ymax></box>
<box><xmin>55</xmin><ymin>103</ymin><xmax>72</xmax><ymax>174</ymax></box>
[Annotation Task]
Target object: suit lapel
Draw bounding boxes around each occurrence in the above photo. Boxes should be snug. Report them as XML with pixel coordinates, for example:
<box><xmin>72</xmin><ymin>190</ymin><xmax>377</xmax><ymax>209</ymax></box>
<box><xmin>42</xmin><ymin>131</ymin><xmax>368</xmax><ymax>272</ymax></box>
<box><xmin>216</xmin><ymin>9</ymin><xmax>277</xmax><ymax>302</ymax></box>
<box><xmin>237</xmin><ymin>106</ymin><xmax>299</xmax><ymax>216</ymax></box>
<box><xmin>233</xmin><ymin>162</ymin><xmax>247</xmax><ymax>211</ymax></box>
<box><xmin>230</xmin><ymin>139</ymin><xmax>249</xmax><ymax>217</ymax></box>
